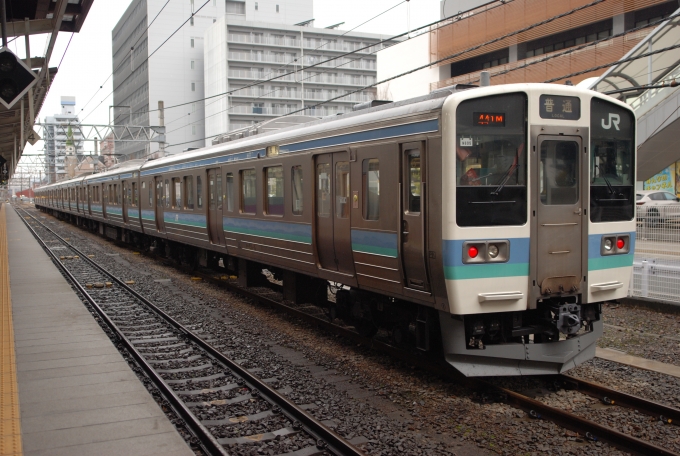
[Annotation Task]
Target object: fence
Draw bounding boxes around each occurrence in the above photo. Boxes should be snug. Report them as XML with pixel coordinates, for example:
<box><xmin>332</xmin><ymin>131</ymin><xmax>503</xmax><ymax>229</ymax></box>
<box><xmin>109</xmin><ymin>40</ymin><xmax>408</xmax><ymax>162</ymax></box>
<box><xmin>629</xmin><ymin>205</ymin><xmax>680</xmax><ymax>304</ymax></box>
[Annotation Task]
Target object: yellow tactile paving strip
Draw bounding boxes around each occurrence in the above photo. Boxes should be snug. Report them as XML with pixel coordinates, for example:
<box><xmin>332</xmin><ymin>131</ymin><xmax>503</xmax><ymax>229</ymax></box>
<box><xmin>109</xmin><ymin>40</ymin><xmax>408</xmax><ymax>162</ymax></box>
<box><xmin>0</xmin><ymin>204</ymin><xmax>22</xmax><ymax>456</ymax></box>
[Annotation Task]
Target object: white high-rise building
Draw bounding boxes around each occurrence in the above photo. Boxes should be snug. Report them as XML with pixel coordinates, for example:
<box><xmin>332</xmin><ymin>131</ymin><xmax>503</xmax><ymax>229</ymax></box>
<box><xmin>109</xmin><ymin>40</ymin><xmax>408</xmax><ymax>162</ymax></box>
<box><xmin>112</xmin><ymin>0</ymin><xmax>225</xmax><ymax>158</ymax></box>
<box><xmin>204</xmin><ymin>3</ymin><xmax>393</xmax><ymax>143</ymax></box>
<box><xmin>44</xmin><ymin>96</ymin><xmax>84</xmax><ymax>183</ymax></box>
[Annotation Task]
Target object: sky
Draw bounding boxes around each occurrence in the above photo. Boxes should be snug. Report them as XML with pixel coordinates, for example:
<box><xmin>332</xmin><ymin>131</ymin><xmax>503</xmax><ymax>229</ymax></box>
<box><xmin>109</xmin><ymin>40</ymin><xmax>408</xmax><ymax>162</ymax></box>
<box><xmin>14</xmin><ymin>0</ymin><xmax>440</xmax><ymax>171</ymax></box>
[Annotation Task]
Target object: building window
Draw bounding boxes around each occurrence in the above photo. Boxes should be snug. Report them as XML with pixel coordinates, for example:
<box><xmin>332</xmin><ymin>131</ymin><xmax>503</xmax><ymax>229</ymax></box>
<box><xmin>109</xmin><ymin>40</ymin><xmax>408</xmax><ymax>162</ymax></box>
<box><xmin>192</xmin><ymin>125</ymin><xmax>196</xmax><ymax>135</ymax></box>
<box><xmin>191</xmin><ymin>60</ymin><xmax>195</xmax><ymax>69</ymax></box>
<box><xmin>255</xmin><ymin>2</ymin><xmax>258</xmax><ymax>10</ymax></box>
<box><xmin>192</xmin><ymin>102</ymin><xmax>197</xmax><ymax>112</ymax></box>
<box><xmin>191</xmin><ymin>82</ymin><xmax>196</xmax><ymax>91</ymax></box>
<box><xmin>276</xmin><ymin>4</ymin><xmax>279</xmax><ymax>12</ymax></box>
<box><xmin>190</xmin><ymin>17</ymin><xmax>194</xmax><ymax>26</ymax></box>
<box><xmin>190</xmin><ymin>38</ymin><xmax>195</xmax><ymax>48</ymax></box>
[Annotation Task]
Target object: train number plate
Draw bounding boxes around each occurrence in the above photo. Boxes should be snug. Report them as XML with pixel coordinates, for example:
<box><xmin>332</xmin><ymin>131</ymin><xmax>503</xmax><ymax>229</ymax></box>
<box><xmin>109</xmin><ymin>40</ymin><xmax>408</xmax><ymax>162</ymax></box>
<box><xmin>460</xmin><ymin>137</ymin><xmax>473</xmax><ymax>147</ymax></box>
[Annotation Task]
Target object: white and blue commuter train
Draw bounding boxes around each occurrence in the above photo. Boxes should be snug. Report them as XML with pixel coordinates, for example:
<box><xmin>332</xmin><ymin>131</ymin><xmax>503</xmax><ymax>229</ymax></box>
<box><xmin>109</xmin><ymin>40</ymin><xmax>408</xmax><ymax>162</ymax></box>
<box><xmin>36</xmin><ymin>83</ymin><xmax>636</xmax><ymax>376</ymax></box>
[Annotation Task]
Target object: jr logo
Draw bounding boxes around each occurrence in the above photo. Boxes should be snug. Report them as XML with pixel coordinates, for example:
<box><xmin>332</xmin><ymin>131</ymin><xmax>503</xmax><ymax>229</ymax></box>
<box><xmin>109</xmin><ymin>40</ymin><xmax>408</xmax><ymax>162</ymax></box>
<box><xmin>601</xmin><ymin>113</ymin><xmax>621</xmax><ymax>131</ymax></box>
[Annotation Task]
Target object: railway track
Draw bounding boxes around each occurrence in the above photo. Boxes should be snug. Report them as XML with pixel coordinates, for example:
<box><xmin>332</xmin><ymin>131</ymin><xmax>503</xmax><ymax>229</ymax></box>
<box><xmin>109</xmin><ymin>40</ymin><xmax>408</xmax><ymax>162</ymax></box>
<box><xmin>15</xmin><ymin>206</ymin><xmax>364</xmax><ymax>456</ymax></box>
<box><xmin>22</xmin><ymin>204</ymin><xmax>680</xmax><ymax>456</ymax></box>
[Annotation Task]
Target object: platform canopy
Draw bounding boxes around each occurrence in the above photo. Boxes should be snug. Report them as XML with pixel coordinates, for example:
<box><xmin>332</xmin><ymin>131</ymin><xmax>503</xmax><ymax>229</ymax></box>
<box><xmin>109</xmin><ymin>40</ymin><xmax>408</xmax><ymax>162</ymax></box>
<box><xmin>590</xmin><ymin>9</ymin><xmax>680</xmax><ymax>181</ymax></box>
<box><xmin>0</xmin><ymin>0</ymin><xmax>94</xmax><ymax>177</ymax></box>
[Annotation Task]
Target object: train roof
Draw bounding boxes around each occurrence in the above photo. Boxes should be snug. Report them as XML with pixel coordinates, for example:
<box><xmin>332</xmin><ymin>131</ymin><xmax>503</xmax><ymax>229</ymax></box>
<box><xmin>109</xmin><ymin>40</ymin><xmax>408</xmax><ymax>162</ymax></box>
<box><xmin>138</xmin><ymin>84</ymin><xmax>478</xmax><ymax>174</ymax></box>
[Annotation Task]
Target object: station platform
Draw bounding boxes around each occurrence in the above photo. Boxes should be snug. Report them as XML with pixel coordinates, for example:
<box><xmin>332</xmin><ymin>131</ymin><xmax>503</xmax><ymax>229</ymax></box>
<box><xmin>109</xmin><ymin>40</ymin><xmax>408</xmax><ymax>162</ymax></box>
<box><xmin>0</xmin><ymin>204</ymin><xmax>193</xmax><ymax>456</ymax></box>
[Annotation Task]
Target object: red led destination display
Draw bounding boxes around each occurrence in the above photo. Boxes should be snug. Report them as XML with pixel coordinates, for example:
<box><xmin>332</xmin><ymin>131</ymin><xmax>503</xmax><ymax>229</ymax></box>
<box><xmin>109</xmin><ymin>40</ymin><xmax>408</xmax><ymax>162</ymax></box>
<box><xmin>474</xmin><ymin>112</ymin><xmax>505</xmax><ymax>126</ymax></box>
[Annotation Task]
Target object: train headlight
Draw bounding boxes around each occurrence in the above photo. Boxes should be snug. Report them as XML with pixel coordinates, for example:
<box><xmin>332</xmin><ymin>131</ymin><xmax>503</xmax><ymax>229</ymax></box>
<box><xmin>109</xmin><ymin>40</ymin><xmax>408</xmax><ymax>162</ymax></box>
<box><xmin>604</xmin><ymin>239</ymin><xmax>613</xmax><ymax>251</ymax></box>
<box><xmin>488</xmin><ymin>244</ymin><xmax>499</xmax><ymax>258</ymax></box>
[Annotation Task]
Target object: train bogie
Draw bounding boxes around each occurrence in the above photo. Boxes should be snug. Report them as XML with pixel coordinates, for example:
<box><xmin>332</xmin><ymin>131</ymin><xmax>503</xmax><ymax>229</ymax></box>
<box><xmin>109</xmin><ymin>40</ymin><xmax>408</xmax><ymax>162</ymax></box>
<box><xmin>35</xmin><ymin>82</ymin><xmax>636</xmax><ymax>376</ymax></box>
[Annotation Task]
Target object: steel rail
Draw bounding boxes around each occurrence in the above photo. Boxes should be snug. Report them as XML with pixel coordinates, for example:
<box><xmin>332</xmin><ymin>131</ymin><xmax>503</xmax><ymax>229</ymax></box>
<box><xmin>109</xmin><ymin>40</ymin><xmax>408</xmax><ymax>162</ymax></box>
<box><xmin>26</xmin><ymin>204</ymin><xmax>680</xmax><ymax>456</ymax></box>
<box><xmin>16</xmin><ymin>206</ymin><xmax>365</xmax><ymax>456</ymax></box>
<box><xmin>181</xmin><ymin>260</ymin><xmax>680</xmax><ymax>455</ymax></box>
<box><xmin>558</xmin><ymin>374</ymin><xmax>680</xmax><ymax>425</ymax></box>
<box><xmin>482</xmin><ymin>383</ymin><xmax>679</xmax><ymax>456</ymax></box>
<box><xmin>14</xmin><ymin>208</ymin><xmax>227</xmax><ymax>456</ymax></box>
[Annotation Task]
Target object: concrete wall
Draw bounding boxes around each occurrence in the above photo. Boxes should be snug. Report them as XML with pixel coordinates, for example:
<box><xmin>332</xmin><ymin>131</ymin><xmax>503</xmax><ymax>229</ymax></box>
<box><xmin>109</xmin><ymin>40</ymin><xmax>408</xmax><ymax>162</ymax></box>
<box><xmin>376</xmin><ymin>33</ymin><xmax>438</xmax><ymax>102</ymax></box>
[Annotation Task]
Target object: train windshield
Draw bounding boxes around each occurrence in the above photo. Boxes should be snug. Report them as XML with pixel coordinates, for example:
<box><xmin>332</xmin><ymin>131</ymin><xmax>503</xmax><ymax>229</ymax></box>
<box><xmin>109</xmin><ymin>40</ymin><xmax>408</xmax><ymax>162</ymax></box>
<box><xmin>455</xmin><ymin>93</ymin><xmax>528</xmax><ymax>226</ymax></box>
<box><xmin>589</xmin><ymin>98</ymin><xmax>635</xmax><ymax>222</ymax></box>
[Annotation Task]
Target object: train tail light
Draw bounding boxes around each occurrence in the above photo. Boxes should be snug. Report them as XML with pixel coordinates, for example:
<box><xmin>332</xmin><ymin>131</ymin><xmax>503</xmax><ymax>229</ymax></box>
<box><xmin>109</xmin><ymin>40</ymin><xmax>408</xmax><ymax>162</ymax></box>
<box><xmin>468</xmin><ymin>246</ymin><xmax>479</xmax><ymax>258</ymax></box>
<box><xmin>601</xmin><ymin>234</ymin><xmax>630</xmax><ymax>255</ymax></box>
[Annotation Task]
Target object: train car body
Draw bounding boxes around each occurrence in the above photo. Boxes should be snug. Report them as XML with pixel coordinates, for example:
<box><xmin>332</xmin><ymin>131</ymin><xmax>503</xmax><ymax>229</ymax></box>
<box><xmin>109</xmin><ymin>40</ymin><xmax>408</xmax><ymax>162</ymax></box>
<box><xmin>35</xmin><ymin>83</ymin><xmax>636</xmax><ymax>376</ymax></box>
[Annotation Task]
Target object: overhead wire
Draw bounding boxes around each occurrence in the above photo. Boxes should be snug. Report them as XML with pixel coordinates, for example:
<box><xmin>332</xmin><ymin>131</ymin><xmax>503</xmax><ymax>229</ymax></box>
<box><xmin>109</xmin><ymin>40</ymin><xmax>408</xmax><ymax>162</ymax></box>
<box><xmin>461</xmin><ymin>11</ymin><xmax>680</xmax><ymax>85</ymax></box>
<box><xmin>131</xmin><ymin>0</ymin><xmax>517</xmax><ymax>117</ymax></box>
<box><xmin>82</xmin><ymin>0</ymin><xmax>210</xmax><ymax>123</ymax></box>
<box><xmin>163</xmin><ymin>0</ymin><xmax>413</xmax><ymax>141</ymax></box>
<box><xmin>79</xmin><ymin>0</ymin><xmax>173</xmax><ymax>117</ymax></box>
<box><xmin>165</xmin><ymin>0</ymin><xmax>605</xmax><ymax>149</ymax></box>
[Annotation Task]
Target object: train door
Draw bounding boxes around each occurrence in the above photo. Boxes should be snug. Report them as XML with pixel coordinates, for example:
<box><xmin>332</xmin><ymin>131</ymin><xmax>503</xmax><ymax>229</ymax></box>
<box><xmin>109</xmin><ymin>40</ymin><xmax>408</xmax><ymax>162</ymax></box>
<box><xmin>400</xmin><ymin>142</ymin><xmax>430</xmax><ymax>292</ymax></box>
<box><xmin>155</xmin><ymin>176</ymin><xmax>165</xmax><ymax>233</ymax></box>
<box><xmin>535</xmin><ymin>136</ymin><xmax>583</xmax><ymax>294</ymax></box>
<box><xmin>315</xmin><ymin>152</ymin><xmax>354</xmax><ymax>274</ymax></box>
<box><xmin>122</xmin><ymin>180</ymin><xmax>129</xmax><ymax>224</ymax></box>
<box><xmin>207</xmin><ymin>169</ymin><xmax>225</xmax><ymax>245</ymax></box>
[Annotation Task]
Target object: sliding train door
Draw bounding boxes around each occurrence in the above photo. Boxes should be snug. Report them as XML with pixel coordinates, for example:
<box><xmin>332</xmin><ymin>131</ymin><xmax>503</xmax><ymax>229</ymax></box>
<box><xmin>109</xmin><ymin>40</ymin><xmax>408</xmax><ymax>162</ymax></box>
<box><xmin>155</xmin><ymin>176</ymin><xmax>165</xmax><ymax>233</ymax></box>
<box><xmin>207</xmin><ymin>168</ymin><xmax>225</xmax><ymax>246</ymax></box>
<box><xmin>400</xmin><ymin>142</ymin><xmax>430</xmax><ymax>293</ymax></box>
<box><xmin>315</xmin><ymin>152</ymin><xmax>354</xmax><ymax>275</ymax></box>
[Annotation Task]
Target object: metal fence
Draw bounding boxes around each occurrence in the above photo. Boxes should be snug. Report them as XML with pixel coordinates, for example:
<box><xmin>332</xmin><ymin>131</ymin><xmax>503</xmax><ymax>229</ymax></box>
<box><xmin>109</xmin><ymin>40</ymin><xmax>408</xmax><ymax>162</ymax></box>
<box><xmin>629</xmin><ymin>205</ymin><xmax>680</xmax><ymax>304</ymax></box>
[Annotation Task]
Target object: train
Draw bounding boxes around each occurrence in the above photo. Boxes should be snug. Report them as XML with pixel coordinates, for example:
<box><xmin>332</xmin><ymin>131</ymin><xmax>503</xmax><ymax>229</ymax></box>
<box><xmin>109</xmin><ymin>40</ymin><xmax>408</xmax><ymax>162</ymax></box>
<box><xmin>35</xmin><ymin>83</ymin><xmax>636</xmax><ymax>376</ymax></box>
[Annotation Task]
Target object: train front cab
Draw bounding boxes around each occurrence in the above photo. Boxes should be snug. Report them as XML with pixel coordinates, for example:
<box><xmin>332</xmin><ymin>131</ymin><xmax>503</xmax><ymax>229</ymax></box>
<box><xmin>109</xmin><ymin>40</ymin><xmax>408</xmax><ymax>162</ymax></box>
<box><xmin>439</xmin><ymin>85</ymin><xmax>635</xmax><ymax>376</ymax></box>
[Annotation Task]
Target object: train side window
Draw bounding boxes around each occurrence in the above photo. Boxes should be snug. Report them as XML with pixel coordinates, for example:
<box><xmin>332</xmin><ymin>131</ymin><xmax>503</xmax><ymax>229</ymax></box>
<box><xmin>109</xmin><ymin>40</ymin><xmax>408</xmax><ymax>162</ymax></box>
<box><xmin>407</xmin><ymin>151</ymin><xmax>421</xmax><ymax>213</ymax></box>
<box><xmin>265</xmin><ymin>166</ymin><xmax>283</xmax><ymax>216</ymax></box>
<box><xmin>185</xmin><ymin>176</ymin><xmax>194</xmax><ymax>209</ymax></box>
<box><xmin>336</xmin><ymin>162</ymin><xmax>350</xmax><ymax>218</ymax></box>
<box><xmin>226</xmin><ymin>173</ymin><xmax>234</xmax><ymax>212</ymax></box>
<box><xmin>173</xmin><ymin>178</ymin><xmax>182</xmax><ymax>209</ymax></box>
<box><xmin>132</xmin><ymin>182</ymin><xmax>138</xmax><ymax>207</ymax></box>
<box><xmin>292</xmin><ymin>166</ymin><xmax>303</xmax><ymax>215</ymax></box>
<box><xmin>164</xmin><ymin>179</ymin><xmax>170</xmax><ymax>207</ymax></box>
<box><xmin>316</xmin><ymin>163</ymin><xmax>331</xmax><ymax>217</ymax></box>
<box><xmin>197</xmin><ymin>176</ymin><xmax>203</xmax><ymax>208</ymax></box>
<box><xmin>362</xmin><ymin>159</ymin><xmax>380</xmax><ymax>220</ymax></box>
<box><xmin>241</xmin><ymin>169</ymin><xmax>256</xmax><ymax>214</ymax></box>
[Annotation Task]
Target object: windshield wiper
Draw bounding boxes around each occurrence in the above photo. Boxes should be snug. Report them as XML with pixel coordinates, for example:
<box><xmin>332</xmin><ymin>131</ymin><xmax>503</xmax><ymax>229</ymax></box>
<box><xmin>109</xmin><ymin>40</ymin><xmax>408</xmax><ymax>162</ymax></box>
<box><xmin>595</xmin><ymin>164</ymin><xmax>616</xmax><ymax>195</ymax></box>
<box><xmin>492</xmin><ymin>143</ymin><xmax>524</xmax><ymax>195</ymax></box>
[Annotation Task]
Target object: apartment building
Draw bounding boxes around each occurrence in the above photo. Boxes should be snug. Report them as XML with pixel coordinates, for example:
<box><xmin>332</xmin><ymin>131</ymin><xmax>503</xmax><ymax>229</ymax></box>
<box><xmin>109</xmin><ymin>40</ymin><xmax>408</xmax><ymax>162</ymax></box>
<box><xmin>204</xmin><ymin>5</ymin><xmax>392</xmax><ymax>142</ymax></box>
